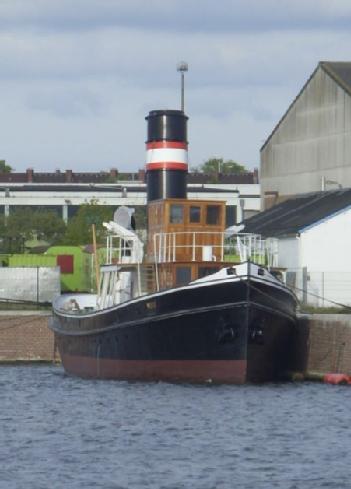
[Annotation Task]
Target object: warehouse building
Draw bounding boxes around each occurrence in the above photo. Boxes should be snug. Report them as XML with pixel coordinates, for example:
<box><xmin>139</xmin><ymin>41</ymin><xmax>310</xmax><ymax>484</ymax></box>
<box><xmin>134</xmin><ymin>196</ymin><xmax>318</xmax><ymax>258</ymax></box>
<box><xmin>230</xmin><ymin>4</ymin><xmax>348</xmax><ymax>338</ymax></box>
<box><xmin>261</xmin><ymin>61</ymin><xmax>351</xmax><ymax>209</ymax></box>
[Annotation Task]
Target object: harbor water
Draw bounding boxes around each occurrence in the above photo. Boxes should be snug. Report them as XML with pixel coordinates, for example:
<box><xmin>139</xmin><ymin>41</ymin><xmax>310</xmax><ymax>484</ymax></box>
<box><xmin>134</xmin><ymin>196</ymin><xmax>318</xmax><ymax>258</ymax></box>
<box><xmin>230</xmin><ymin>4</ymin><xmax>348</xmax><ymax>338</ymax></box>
<box><xmin>0</xmin><ymin>365</ymin><xmax>350</xmax><ymax>489</ymax></box>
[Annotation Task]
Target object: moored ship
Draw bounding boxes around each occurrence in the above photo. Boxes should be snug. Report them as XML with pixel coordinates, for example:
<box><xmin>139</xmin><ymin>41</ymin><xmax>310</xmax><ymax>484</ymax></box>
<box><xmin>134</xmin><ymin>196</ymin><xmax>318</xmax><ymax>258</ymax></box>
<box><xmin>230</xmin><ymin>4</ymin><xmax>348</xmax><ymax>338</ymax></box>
<box><xmin>50</xmin><ymin>108</ymin><xmax>297</xmax><ymax>384</ymax></box>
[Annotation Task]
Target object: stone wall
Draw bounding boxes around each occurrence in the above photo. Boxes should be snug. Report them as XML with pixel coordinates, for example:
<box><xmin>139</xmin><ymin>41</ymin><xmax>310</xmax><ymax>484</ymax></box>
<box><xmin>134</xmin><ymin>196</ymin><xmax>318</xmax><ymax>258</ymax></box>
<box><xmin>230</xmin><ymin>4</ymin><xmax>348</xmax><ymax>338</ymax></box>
<box><xmin>303</xmin><ymin>315</ymin><xmax>351</xmax><ymax>375</ymax></box>
<box><xmin>293</xmin><ymin>314</ymin><xmax>351</xmax><ymax>376</ymax></box>
<box><xmin>0</xmin><ymin>311</ymin><xmax>55</xmax><ymax>362</ymax></box>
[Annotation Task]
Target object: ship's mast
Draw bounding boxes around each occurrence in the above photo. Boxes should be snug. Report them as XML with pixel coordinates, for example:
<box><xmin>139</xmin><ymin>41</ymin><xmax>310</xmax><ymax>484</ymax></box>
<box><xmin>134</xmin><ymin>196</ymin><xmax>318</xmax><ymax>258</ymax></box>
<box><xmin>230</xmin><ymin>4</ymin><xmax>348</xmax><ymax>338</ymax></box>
<box><xmin>177</xmin><ymin>61</ymin><xmax>188</xmax><ymax>112</ymax></box>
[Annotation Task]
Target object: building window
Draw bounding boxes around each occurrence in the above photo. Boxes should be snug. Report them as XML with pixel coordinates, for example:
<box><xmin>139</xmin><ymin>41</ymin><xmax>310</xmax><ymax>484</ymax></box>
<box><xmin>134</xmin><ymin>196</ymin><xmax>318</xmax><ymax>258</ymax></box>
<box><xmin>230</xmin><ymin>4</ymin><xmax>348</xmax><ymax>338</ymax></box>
<box><xmin>176</xmin><ymin>266</ymin><xmax>191</xmax><ymax>286</ymax></box>
<box><xmin>189</xmin><ymin>206</ymin><xmax>201</xmax><ymax>223</ymax></box>
<box><xmin>206</xmin><ymin>205</ymin><xmax>220</xmax><ymax>225</ymax></box>
<box><xmin>170</xmin><ymin>204</ymin><xmax>184</xmax><ymax>224</ymax></box>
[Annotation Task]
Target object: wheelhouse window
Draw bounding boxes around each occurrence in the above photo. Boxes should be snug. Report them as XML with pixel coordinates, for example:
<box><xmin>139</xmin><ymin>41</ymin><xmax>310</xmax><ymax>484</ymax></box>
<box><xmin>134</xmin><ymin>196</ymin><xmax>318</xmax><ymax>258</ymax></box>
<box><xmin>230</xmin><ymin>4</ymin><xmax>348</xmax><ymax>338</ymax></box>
<box><xmin>170</xmin><ymin>204</ymin><xmax>184</xmax><ymax>224</ymax></box>
<box><xmin>189</xmin><ymin>206</ymin><xmax>201</xmax><ymax>223</ymax></box>
<box><xmin>206</xmin><ymin>205</ymin><xmax>220</xmax><ymax>225</ymax></box>
<box><xmin>176</xmin><ymin>266</ymin><xmax>191</xmax><ymax>286</ymax></box>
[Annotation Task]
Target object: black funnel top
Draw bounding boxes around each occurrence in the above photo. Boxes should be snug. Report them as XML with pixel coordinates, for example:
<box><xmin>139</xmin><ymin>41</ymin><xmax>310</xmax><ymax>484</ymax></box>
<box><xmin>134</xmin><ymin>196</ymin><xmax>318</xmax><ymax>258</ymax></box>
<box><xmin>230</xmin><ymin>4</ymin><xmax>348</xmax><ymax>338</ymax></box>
<box><xmin>146</xmin><ymin>110</ymin><xmax>188</xmax><ymax>143</ymax></box>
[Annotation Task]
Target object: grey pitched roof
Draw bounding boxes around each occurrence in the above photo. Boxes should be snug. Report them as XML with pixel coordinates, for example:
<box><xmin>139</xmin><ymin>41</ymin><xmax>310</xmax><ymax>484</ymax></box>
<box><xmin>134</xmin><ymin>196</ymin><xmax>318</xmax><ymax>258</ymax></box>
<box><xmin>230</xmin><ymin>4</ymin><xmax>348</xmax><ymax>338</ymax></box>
<box><xmin>321</xmin><ymin>61</ymin><xmax>351</xmax><ymax>97</ymax></box>
<box><xmin>242</xmin><ymin>189</ymin><xmax>351</xmax><ymax>238</ymax></box>
<box><xmin>261</xmin><ymin>61</ymin><xmax>351</xmax><ymax>151</ymax></box>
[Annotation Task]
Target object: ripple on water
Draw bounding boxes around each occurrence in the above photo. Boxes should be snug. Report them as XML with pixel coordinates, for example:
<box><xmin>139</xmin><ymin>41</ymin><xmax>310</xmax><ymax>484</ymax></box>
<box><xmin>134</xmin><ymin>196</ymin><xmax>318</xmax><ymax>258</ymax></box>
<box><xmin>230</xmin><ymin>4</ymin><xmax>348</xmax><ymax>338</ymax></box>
<box><xmin>0</xmin><ymin>366</ymin><xmax>350</xmax><ymax>489</ymax></box>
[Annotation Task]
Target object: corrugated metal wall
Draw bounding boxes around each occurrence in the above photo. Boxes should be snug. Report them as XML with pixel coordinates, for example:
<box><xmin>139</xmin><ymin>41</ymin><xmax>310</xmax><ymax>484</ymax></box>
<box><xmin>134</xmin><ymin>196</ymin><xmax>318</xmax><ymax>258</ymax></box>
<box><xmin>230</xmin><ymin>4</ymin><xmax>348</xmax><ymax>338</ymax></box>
<box><xmin>261</xmin><ymin>66</ymin><xmax>351</xmax><ymax>207</ymax></box>
<box><xmin>0</xmin><ymin>267</ymin><xmax>60</xmax><ymax>302</ymax></box>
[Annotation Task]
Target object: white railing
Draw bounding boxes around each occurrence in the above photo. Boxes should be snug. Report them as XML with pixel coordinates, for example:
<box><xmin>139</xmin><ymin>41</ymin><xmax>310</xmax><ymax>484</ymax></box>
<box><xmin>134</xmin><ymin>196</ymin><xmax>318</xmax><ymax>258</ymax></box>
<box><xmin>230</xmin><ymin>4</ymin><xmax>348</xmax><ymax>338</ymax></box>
<box><xmin>152</xmin><ymin>232</ymin><xmax>278</xmax><ymax>267</ymax></box>
<box><xmin>94</xmin><ymin>222</ymin><xmax>144</xmax><ymax>308</ymax></box>
<box><xmin>153</xmin><ymin>231</ymin><xmax>223</xmax><ymax>263</ymax></box>
<box><xmin>103</xmin><ymin>221</ymin><xmax>144</xmax><ymax>265</ymax></box>
<box><xmin>105</xmin><ymin>235</ymin><xmax>144</xmax><ymax>265</ymax></box>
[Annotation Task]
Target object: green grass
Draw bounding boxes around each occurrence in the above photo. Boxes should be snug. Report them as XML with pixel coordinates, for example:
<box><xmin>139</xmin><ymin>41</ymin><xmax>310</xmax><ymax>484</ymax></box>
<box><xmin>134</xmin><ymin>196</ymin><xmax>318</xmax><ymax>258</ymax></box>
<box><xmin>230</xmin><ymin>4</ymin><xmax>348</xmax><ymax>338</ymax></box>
<box><xmin>224</xmin><ymin>254</ymin><xmax>266</xmax><ymax>265</ymax></box>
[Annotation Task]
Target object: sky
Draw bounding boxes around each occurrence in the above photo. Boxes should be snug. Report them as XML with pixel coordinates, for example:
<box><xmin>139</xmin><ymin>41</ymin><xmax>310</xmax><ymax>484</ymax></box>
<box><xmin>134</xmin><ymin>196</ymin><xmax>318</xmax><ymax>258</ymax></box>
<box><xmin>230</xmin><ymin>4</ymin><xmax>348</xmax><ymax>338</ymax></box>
<box><xmin>1</xmin><ymin>0</ymin><xmax>351</xmax><ymax>173</ymax></box>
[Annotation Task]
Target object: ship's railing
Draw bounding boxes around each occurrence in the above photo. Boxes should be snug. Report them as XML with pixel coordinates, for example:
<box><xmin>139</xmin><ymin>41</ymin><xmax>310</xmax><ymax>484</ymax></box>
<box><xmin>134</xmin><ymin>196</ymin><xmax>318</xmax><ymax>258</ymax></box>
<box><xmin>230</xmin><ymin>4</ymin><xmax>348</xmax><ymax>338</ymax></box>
<box><xmin>153</xmin><ymin>232</ymin><xmax>278</xmax><ymax>267</ymax></box>
<box><xmin>92</xmin><ymin>222</ymin><xmax>145</xmax><ymax>307</ymax></box>
<box><xmin>105</xmin><ymin>235</ymin><xmax>141</xmax><ymax>264</ymax></box>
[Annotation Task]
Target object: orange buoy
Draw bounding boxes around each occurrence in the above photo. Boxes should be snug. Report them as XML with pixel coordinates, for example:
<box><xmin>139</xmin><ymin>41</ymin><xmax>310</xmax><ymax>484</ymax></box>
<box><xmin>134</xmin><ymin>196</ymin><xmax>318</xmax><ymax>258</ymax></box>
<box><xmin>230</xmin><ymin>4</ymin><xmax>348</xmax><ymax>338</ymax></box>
<box><xmin>324</xmin><ymin>373</ymin><xmax>350</xmax><ymax>385</ymax></box>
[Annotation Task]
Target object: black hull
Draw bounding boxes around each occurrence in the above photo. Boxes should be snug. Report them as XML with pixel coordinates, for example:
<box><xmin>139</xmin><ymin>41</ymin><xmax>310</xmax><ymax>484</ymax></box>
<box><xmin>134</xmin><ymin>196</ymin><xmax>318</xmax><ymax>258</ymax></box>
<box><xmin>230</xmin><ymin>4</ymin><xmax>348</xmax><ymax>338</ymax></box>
<box><xmin>51</xmin><ymin>277</ymin><xmax>297</xmax><ymax>384</ymax></box>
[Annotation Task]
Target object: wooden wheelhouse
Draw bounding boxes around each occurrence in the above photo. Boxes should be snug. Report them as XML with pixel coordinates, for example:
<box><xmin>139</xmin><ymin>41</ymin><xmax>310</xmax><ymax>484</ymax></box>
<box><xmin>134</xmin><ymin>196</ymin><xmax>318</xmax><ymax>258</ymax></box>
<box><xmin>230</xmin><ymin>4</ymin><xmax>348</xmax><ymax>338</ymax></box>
<box><xmin>147</xmin><ymin>198</ymin><xmax>227</xmax><ymax>290</ymax></box>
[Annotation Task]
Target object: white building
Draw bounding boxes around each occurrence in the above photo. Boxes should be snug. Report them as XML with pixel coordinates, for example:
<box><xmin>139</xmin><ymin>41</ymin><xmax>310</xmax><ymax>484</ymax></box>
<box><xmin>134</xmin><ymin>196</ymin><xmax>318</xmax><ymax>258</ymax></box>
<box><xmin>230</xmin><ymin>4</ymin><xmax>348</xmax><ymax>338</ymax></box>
<box><xmin>0</xmin><ymin>181</ymin><xmax>260</xmax><ymax>226</ymax></box>
<box><xmin>243</xmin><ymin>189</ymin><xmax>351</xmax><ymax>307</ymax></box>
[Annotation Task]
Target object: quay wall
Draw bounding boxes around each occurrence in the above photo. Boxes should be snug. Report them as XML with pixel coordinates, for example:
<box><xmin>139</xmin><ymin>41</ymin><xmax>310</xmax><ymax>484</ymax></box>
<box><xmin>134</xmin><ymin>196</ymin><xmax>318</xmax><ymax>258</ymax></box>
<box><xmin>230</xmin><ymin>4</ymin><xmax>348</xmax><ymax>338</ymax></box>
<box><xmin>296</xmin><ymin>314</ymin><xmax>351</xmax><ymax>376</ymax></box>
<box><xmin>0</xmin><ymin>312</ymin><xmax>351</xmax><ymax>378</ymax></box>
<box><xmin>0</xmin><ymin>311</ymin><xmax>55</xmax><ymax>362</ymax></box>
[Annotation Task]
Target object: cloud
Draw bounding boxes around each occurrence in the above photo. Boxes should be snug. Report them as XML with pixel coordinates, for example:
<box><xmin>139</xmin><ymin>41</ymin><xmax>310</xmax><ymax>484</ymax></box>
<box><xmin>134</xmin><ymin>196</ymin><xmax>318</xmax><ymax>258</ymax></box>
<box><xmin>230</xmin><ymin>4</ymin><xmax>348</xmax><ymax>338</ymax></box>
<box><xmin>1</xmin><ymin>0</ymin><xmax>351</xmax><ymax>34</ymax></box>
<box><xmin>1</xmin><ymin>25</ymin><xmax>349</xmax><ymax>90</ymax></box>
<box><xmin>1</xmin><ymin>0</ymin><xmax>351</xmax><ymax>172</ymax></box>
<box><xmin>26</xmin><ymin>85</ymin><xmax>106</xmax><ymax>118</ymax></box>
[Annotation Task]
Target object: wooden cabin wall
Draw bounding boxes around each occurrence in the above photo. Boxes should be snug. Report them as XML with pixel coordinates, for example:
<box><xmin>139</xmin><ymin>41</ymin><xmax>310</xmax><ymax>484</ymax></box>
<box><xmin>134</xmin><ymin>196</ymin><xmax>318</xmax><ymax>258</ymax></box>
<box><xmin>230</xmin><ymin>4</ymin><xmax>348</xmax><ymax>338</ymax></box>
<box><xmin>146</xmin><ymin>201</ymin><xmax>164</xmax><ymax>260</ymax></box>
<box><xmin>147</xmin><ymin>198</ymin><xmax>226</xmax><ymax>265</ymax></box>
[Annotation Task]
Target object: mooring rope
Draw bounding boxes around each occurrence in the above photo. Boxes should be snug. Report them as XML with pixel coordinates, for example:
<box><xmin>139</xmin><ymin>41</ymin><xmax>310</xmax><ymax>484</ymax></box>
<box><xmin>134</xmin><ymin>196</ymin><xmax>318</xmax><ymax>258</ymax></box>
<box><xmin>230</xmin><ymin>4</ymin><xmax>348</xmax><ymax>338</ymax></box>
<box><xmin>234</xmin><ymin>269</ymin><xmax>351</xmax><ymax>313</ymax></box>
<box><xmin>288</xmin><ymin>284</ymin><xmax>351</xmax><ymax>312</ymax></box>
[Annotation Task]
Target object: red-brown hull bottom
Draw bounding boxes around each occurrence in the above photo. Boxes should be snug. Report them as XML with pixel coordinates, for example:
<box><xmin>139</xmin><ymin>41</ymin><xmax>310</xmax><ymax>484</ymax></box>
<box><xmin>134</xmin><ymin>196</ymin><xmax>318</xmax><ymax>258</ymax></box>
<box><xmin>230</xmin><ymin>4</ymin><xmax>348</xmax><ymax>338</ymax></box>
<box><xmin>60</xmin><ymin>353</ymin><xmax>247</xmax><ymax>384</ymax></box>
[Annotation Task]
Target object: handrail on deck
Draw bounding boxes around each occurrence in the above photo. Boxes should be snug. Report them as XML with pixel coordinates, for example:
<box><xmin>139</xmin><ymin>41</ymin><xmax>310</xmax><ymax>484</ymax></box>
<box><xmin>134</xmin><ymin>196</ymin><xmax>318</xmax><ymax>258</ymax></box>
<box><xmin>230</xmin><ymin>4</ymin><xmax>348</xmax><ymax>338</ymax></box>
<box><xmin>152</xmin><ymin>231</ymin><xmax>278</xmax><ymax>267</ymax></box>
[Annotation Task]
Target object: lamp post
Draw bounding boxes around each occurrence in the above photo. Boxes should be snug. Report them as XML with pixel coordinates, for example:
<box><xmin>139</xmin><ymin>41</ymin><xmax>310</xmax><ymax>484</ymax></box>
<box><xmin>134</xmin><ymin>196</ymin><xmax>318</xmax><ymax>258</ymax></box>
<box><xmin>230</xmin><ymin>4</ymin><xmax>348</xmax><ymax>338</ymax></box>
<box><xmin>177</xmin><ymin>61</ymin><xmax>188</xmax><ymax>112</ymax></box>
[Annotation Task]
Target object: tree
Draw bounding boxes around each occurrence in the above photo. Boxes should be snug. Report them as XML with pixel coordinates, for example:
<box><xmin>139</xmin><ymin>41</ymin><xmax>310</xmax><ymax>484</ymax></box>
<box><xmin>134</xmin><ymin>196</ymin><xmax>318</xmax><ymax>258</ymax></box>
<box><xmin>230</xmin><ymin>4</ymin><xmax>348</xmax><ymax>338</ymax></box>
<box><xmin>0</xmin><ymin>160</ymin><xmax>13</xmax><ymax>173</ymax></box>
<box><xmin>134</xmin><ymin>206</ymin><xmax>147</xmax><ymax>229</ymax></box>
<box><xmin>63</xmin><ymin>200</ymin><xmax>114</xmax><ymax>246</ymax></box>
<box><xmin>193</xmin><ymin>157</ymin><xmax>247</xmax><ymax>174</ymax></box>
<box><xmin>0</xmin><ymin>208</ymin><xmax>66</xmax><ymax>253</ymax></box>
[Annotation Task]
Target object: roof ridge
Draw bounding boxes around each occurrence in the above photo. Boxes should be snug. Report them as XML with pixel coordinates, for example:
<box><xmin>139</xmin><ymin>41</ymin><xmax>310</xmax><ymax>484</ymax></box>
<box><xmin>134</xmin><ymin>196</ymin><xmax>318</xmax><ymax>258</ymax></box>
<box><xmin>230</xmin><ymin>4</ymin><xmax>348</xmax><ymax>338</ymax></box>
<box><xmin>261</xmin><ymin>61</ymin><xmax>351</xmax><ymax>152</ymax></box>
<box><xmin>260</xmin><ymin>64</ymin><xmax>320</xmax><ymax>152</ymax></box>
<box><xmin>244</xmin><ymin>188</ymin><xmax>351</xmax><ymax>237</ymax></box>
<box><xmin>320</xmin><ymin>61</ymin><xmax>351</xmax><ymax>97</ymax></box>
<box><xmin>251</xmin><ymin>192</ymin><xmax>329</xmax><ymax>232</ymax></box>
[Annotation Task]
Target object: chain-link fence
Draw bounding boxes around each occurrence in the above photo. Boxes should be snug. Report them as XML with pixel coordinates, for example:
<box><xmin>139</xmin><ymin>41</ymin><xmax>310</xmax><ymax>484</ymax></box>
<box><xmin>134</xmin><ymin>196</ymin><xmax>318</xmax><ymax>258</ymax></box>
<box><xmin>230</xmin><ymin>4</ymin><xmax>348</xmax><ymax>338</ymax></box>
<box><xmin>286</xmin><ymin>268</ymin><xmax>351</xmax><ymax>308</ymax></box>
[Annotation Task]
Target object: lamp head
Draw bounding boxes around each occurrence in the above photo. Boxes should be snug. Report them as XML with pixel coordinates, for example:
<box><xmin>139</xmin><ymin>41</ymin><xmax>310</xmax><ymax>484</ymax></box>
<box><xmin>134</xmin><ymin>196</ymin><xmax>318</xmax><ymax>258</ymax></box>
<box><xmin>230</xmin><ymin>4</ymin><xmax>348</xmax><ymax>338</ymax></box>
<box><xmin>177</xmin><ymin>61</ymin><xmax>188</xmax><ymax>73</ymax></box>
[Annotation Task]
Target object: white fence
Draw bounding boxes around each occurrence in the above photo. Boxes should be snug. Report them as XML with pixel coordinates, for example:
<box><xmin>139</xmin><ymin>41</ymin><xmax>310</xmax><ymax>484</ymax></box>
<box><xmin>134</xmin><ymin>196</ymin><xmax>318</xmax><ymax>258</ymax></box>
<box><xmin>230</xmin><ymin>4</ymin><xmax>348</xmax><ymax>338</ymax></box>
<box><xmin>0</xmin><ymin>267</ymin><xmax>61</xmax><ymax>303</ymax></box>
